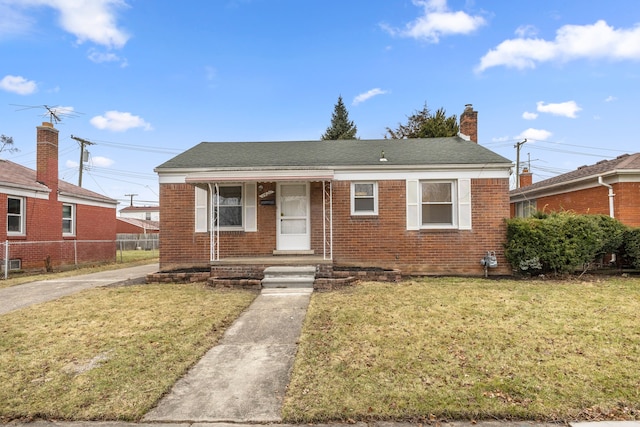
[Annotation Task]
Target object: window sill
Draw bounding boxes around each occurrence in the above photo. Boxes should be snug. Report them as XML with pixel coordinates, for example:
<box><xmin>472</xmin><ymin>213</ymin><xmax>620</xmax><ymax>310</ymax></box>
<box><xmin>7</xmin><ymin>234</ymin><xmax>27</xmax><ymax>240</ymax></box>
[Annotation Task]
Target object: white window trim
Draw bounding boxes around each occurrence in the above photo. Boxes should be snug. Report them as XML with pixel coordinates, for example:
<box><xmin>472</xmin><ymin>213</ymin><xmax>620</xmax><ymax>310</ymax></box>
<box><xmin>406</xmin><ymin>179</ymin><xmax>472</xmax><ymax>231</ymax></box>
<box><xmin>194</xmin><ymin>183</ymin><xmax>257</xmax><ymax>233</ymax></box>
<box><xmin>420</xmin><ymin>180</ymin><xmax>458</xmax><ymax>229</ymax></box>
<box><xmin>351</xmin><ymin>181</ymin><xmax>378</xmax><ymax>216</ymax></box>
<box><xmin>62</xmin><ymin>203</ymin><xmax>75</xmax><ymax>236</ymax></box>
<box><xmin>7</xmin><ymin>196</ymin><xmax>25</xmax><ymax>236</ymax></box>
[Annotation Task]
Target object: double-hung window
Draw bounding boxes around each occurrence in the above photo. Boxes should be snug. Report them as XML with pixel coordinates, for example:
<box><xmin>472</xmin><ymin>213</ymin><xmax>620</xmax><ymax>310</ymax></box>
<box><xmin>351</xmin><ymin>182</ymin><xmax>378</xmax><ymax>215</ymax></box>
<box><xmin>217</xmin><ymin>185</ymin><xmax>243</xmax><ymax>228</ymax></box>
<box><xmin>7</xmin><ymin>197</ymin><xmax>25</xmax><ymax>235</ymax></box>
<box><xmin>515</xmin><ymin>199</ymin><xmax>536</xmax><ymax>218</ymax></box>
<box><xmin>62</xmin><ymin>203</ymin><xmax>75</xmax><ymax>235</ymax></box>
<box><xmin>194</xmin><ymin>183</ymin><xmax>257</xmax><ymax>232</ymax></box>
<box><xmin>421</xmin><ymin>181</ymin><xmax>455</xmax><ymax>226</ymax></box>
<box><xmin>406</xmin><ymin>178</ymin><xmax>471</xmax><ymax>230</ymax></box>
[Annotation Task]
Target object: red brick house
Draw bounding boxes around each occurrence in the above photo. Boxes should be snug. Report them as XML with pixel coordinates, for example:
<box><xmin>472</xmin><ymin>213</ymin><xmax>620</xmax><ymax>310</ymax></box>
<box><xmin>1</xmin><ymin>122</ymin><xmax>117</xmax><ymax>272</ymax></box>
<box><xmin>155</xmin><ymin>106</ymin><xmax>513</xmax><ymax>278</ymax></box>
<box><xmin>510</xmin><ymin>153</ymin><xmax>640</xmax><ymax>227</ymax></box>
<box><xmin>116</xmin><ymin>217</ymin><xmax>160</xmax><ymax>234</ymax></box>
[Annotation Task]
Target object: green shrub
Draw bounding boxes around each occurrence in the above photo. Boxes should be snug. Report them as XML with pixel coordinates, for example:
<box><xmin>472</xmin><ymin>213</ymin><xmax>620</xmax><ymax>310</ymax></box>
<box><xmin>622</xmin><ymin>228</ymin><xmax>640</xmax><ymax>269</ymax></box>
<box><xmin>505</xmin><ymin>212</ymin><xmax>626</xmax><ymax>275</ymax></box>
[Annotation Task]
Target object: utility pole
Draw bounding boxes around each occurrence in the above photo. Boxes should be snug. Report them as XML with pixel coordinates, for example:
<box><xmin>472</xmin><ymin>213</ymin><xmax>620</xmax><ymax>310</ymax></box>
<box><xmin>514</xmin><ymin>138</ymin><xmax>527</xmax><ymax>188</ymax></box>
<box><xmin>125</xmin><ymin>193</ymin><xmax>138</xmax><ymax>206</ymax></box>
<box><xmin>70</xmin><ymin>135</ymin><xmax>95</xmax><ymax>187</ymax></box>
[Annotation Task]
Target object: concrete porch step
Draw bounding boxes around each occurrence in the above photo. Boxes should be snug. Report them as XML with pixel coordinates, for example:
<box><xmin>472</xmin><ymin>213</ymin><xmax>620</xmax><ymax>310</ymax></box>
<box><xmin>261</xmin><ymin>266</ymin><xmax>316</xmax><ymax>289</ymax></box>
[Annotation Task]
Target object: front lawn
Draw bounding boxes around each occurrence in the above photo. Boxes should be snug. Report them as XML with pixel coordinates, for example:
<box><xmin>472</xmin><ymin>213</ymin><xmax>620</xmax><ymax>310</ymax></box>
<box><xmin>0</xmin><ymin>283</ymin><xmax>256</xmax><ymax>421</ymax></box>
<box><xmin>283</xmin><ymin>277</ymin><xmax>640</xmax><ymax>423</ymax></box>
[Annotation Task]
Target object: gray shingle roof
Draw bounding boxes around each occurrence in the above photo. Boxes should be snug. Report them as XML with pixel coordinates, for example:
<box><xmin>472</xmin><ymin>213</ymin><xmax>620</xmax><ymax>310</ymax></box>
<box><xmin>510</xmin><ymin>153</ymin><xmax>640</xmax><ymax>196</ymax></box>
<box><xmin>156</xmin><ymin>137</ymin><xmax>511</xmax><ymax>171</ymax></box>
<box><xmin>0</xmin><ymin>159</ymin><xmax>117</xmax><ymax>204</ymax></box>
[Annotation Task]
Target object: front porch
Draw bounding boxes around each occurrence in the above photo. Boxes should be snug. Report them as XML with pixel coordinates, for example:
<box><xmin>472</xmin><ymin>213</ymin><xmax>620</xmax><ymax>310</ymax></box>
<box><xmin>147</xmin><ymin>255</ymin><xmax>402</xmax><ymax>289</ymax></box>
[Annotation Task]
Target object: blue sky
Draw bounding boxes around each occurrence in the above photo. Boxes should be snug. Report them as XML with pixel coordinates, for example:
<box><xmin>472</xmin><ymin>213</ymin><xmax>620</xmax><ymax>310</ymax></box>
<box><xmin>1</xmin><ymin>0</ymin><xmax>640</xmax><ymax>208</ymax></box>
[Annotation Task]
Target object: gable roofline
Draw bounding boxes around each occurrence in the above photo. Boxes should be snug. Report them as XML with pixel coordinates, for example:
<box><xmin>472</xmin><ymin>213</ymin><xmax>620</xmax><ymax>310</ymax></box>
<box><xmin>156</xmin><ymin>137</ymin><xmax>512</xmax><ymax>172</ymax></box>
<box><xmin>510</xmin><ymin>153</ymin><xmax>640</xmax><ymax>200</ymax></box>
<box><xmin>0</xmin><ymin>158</ymin><xmax>117</xmax><ymax>206</ymax></box>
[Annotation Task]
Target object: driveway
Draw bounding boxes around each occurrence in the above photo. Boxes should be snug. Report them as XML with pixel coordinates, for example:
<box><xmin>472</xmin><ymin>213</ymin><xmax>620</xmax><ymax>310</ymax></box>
<box><xmin>0</xmin><ymin>263</ymin><xmax>158</xmax><ymax>315</ymax></box>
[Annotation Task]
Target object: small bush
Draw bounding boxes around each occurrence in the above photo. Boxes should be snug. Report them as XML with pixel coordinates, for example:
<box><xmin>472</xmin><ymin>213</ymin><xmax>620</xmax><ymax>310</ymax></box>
<box><xmin>622</xmin><ymin>228</ymin><xmax>640</xmax><ymax>269</ymax></box>
<box><xmin>505</xmin><ymin>212</ymin><xmax>626</xmax><ymax>275</ymax></box>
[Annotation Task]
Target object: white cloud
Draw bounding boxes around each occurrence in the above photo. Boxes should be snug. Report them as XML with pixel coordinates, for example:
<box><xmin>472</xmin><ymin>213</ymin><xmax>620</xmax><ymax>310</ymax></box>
<box><xmin>536</xmin><ymin>100</ymin><xmax>581</xmax><ymax>118</ymax></box>
<box><xmin>605</xmin><ymin>95</ymin><xmax>617</xmax><ymax>102</ymax></box>
<box><xmin>477</xmin><ymin>20</ymin><xmax>640</xmax><ymax>72</ymax></box>
<box><xmin>2</xmin><ymin>0</ymin><xmax>130</xmax><ymax>49</ymax></box>
<box><xmin>353</xmin><ymin>88</ymin><xmax>388</xmax><ymax>105</ymax></box>
<box><xmin>382</xmin><ymin>0</ymin><xmax>486</xmax><ymax>43</ymax></box>
<box><xmin>0</xmin><ymin>74</ymin><xmax>37</xmax><ymax>94</ymax></box>
<box><xmin>515</xmin><ymin>24</ymin><xmax>538</xmax><ymax>38</ymax></box>
<box><xmin>89</xmin><ymin>156</ymin><xmax>114</xmax><ymax>167</ymax></box>
<box><xmin>88</xmin><ymin>48</ymin><xmax>127</xmax><ymax>67</ymax></box>
<box><xmin>518</xmin><ymin>128</ymin><xmax>552</xmax><ymax>141</ymax></box>
<box><xmin>522</xmin><ymin>111</ymin><xmax>538</xmax><ymax>120</ymax></box>
<box><xmin>491</xmin><ymin>135</ymin><xmax>510</xmax><ymax>143</ymax></box>
<box><xmin>65</xmin><ymin>159</ymin><xmax>78</xmax><ymax>168</ymax></box>
<box><xmin>90</xmin><ymin>111</ymin><xmax>152</xmax><ymax>132</ymax></box>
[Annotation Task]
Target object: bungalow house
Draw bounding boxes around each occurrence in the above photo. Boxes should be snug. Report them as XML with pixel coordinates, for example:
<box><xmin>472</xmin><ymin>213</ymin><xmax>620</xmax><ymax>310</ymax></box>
<box><xmin>510</xmin><ymin>153</ymin><xmax>640</xmax><ymax>227</ymax></box>
<box><xmin>1</xmin><ymin>122</ymin><xmax>117</xmax><ymax>272</ymax></box>
<box><xmin>155</xmin><ymin>105</ymin><xmax>513</xmax><ymax>279</ymax></box>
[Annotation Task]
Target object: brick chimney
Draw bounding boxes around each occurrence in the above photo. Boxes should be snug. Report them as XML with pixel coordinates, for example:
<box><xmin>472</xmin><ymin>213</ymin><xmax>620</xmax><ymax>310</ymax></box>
<box><xmin>36</xmin><ymin>121</ymin><xmax>59</xmax><ymax>197</ymax></box>
<box><xmin>460</xmin><ymin>104</ymin><xmax>478</xmax><ymax>143</ymax></box>
<box><xmin>519</xmin><ymin>168</ymin><xmax>533</xmax><ymax>187</ymax></box>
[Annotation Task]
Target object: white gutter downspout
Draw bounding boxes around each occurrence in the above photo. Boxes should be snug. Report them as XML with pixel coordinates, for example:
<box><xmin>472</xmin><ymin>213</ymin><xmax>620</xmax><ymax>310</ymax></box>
<box><xmin>598</xmin><ymin>176</ymin><xmax>615</xmax><ymax>219</ymax></box>
<box><xmin>598</xmin><ymin>176</ymin><xmax>616</xmax><ymax>263</ymax></box>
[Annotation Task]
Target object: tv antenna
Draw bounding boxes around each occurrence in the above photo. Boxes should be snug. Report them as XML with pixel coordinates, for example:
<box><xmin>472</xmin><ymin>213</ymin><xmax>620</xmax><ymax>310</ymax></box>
<box><xmin>10</xmin><ymin>104</ymin><xmax>82</xmax><ymax>124</ymax></box>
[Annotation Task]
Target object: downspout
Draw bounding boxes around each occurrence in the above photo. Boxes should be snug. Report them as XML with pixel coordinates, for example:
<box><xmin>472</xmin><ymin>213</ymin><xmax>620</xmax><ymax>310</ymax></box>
<box><xmin>598</xmin><ymin>176</ymin><xmax>616</xmax><ymax>263</ymax></box>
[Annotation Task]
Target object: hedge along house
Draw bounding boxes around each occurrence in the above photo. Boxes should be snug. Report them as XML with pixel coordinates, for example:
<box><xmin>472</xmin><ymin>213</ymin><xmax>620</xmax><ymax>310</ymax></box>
<box><xmin>510</xmin><ymin>153</ymin><xmax>640</xmax><ymax>227</ymax></box>
<box><xmin>155</xmin><ymin>105</ymin><xmax>513</xmax><ymax>280</ymax></box>
<box><xmin>1</xmin><ymin>122</ymin><xmax>117</xmax><ymax>272</ymax></box>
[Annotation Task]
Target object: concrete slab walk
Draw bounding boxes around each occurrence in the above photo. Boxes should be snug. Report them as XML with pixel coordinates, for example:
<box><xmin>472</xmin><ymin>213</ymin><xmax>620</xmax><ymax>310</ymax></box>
<box><xmin>0</xmin><ymin>263</ymin><xmax>159</xmax><ymax>315</ymax></box>
<box><xmin>143</xmin><ymin>288</ymin><xmax>313</xmax><ymax>423</ymax></box>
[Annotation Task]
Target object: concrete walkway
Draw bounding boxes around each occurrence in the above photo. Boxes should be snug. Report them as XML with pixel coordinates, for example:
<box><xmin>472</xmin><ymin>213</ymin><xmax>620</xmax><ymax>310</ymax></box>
<box><xmin>143</xmin><ymin>287</ymin><xmax>313</xmax><ymax>423</ymax></box>
<box><xmin>0</xmin><ymin>263</ymin><xmax>159</xmax><ymax>315</ymax></box>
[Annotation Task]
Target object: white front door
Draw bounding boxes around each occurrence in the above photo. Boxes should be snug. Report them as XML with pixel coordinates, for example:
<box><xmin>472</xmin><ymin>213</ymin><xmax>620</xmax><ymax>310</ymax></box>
<box><xmin>277</xmin><ymin>182</ymin><xmax>310</xmax><ymax>251</ymax></box>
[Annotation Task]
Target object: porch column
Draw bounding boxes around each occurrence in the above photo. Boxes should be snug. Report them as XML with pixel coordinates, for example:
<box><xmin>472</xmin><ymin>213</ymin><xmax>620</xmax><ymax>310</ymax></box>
<box><xmin>322</xmin><ymin>180</ymin><xmax>333</xmax><ymax>260</ymax></box>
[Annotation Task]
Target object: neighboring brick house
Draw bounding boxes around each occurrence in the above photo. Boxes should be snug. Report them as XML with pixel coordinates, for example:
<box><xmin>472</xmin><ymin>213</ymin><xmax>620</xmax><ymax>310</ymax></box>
<box><xmin>510</xmin><ymin>153</ymin><xmax>640</xmax><ymax>227</ymax></box>
<box><xmin>1</xmin><ymin>122</ymin><xmax>117</xmax><ymax>272</ymax></box>
<box><xmin>155</xmin><ymin>106</ymin><xmax>513</xmax><ymax>278</ymax></box>
<box><xmin>119</xmin><ymin>205</ymin><xmax>160</xmax><ymax>221</ymax></box>
<box><xmin>116</xmin><ymin>217</ymin><xmax>159</xmax><ymax>234</ymax></box>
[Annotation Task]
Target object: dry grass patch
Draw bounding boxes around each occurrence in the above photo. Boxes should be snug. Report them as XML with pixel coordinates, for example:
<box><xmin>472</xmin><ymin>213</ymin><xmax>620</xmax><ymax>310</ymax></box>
<box><xmin>0</xmin><ymin>283</ymin><xmax>255</xmax><ymax>421</ymax></box>
<box><xmin>283</xmin><ymin>277</ymin><xmax>640</xmax><ymax>423</ymax></box>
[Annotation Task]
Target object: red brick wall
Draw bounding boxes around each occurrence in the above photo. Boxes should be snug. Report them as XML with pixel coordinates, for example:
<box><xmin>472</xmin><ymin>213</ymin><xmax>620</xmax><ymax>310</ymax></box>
<box><xmin>116</xmin><ymin>220</ymin><xmax>159</xmax><ymax>234</ymax></box>
<box><xmin>1</xmin><ymin>193</ymin><xmax>115</xmax><ymax>271</ymax></box>
<box><xmin>530</xmin><ymin>182</ymin><xmax>640</xmax><ymax>227</ymax></box>
<box><xmin>159</xmin><ymin>178</ymin><xmax>511</xmax><ymax>276</ymax></box>
<box><xmin>330</xmin><ymin>179</ymin><xmax>510</xmax><ymax>275</ymax></box>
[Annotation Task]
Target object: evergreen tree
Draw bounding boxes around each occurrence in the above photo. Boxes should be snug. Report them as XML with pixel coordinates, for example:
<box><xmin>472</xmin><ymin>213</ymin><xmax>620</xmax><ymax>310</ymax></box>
<box><xmin>321</xmin><ymin>96</ymin><xmax>358</xmax><ymax>140</ymax></box>
<box><xmin>385</xmin><ymin>103</ymin><xmax>459</xmax><ymax>139</ymax></box>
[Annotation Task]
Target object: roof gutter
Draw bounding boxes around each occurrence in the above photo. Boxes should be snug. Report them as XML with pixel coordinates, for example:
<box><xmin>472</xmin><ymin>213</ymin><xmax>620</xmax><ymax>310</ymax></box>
<box><xmin>597</xmin><ymin>176</ymin><xmax>615</xmax><ymax>219</ymax></box>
